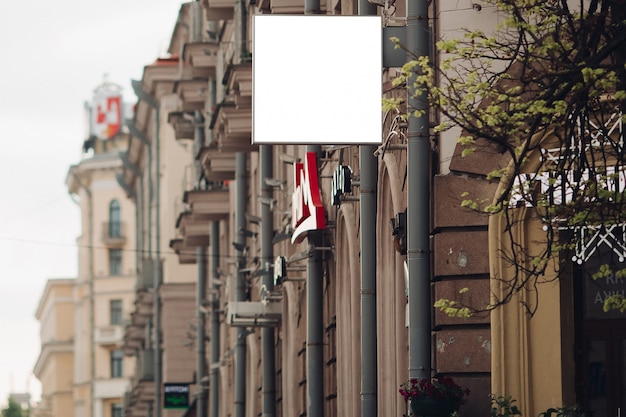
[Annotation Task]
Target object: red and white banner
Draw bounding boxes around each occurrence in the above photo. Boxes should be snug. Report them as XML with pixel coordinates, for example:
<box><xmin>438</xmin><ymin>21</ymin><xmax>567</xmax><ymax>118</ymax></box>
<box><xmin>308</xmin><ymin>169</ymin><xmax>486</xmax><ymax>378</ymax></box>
<box><xmin>92</xmin><ymin>93</ymin><xmax>121</xmax><ymax>140</ymax></box>
<box><xmin>291</xmin><ymin>152</ymin><xmax>325</xmax><ymax>243</ymax></box>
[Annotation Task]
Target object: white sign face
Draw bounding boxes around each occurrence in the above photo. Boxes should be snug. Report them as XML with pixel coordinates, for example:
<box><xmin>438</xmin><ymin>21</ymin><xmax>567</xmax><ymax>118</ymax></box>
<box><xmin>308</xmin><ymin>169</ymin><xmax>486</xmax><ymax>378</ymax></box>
<box><xmin>253</xmin><ymin>15</ymin><xmax>382</xmax><ymax>145</ymax></box>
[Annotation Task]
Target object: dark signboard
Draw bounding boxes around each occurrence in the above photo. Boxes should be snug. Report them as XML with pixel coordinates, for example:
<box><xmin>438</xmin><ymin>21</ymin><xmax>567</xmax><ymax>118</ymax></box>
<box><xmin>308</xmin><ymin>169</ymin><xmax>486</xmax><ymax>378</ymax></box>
<box><xmin>581</xmin><ymin>247</ymin><xmax>626</xmax><ymax>320</ymax></box>
<box><xmin>163</xmin><ymin>383</ymin><xmax>189</xmax><ymax>409</ymax></box>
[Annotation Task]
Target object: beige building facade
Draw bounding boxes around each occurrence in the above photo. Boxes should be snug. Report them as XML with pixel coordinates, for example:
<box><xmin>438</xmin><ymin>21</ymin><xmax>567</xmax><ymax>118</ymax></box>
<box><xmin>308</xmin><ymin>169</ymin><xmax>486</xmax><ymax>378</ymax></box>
<box><xmin>34</xmin><ymin>278</ymin><xmax>76</xmax><ymax>417</ymax></box>
<box><xmin>66</xmin><ymin>130</ymin><xmax>138</xmax><ymax>417</ymax></box>
<box><xmin>35</xmin><ymin>91</ymin><xmax>139</xmax><ymax>417</ymax></box>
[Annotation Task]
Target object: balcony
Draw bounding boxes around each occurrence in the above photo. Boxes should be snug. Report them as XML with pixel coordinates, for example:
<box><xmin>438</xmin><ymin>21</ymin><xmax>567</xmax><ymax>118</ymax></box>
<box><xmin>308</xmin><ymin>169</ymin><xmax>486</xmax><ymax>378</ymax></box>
<box><xmin>198</xmin><ymin>144</ymin><xmax>238</xmax><ymax>181</ymax></box>
<box><xmin>169</xmin><ymin>239</ymin><xmax>197</xmax><ymax>264</ymax></box>
<box><xmin>173</xmin><ymin>186</ymin><xmax>230</xmax><ymax>259</ymax></box>
<box><xmin>184</xmin><ymin>188</ymin><xmax>230</xmax><ymax>220</ymax></box>
<box><xmin>271</xmin><ymin>0</ymin><xmax>304</xmax><ymax>13</ymax></box>
<box><xmin>138</xmin><ymin>349</ymin><xmax>155</xmax><ymax>381</ymax></box>
<box><xmin>94</xmin><ymin>378</ymin><xmax>128</xmax><ymax>399</ymax></box>
<box><xmin>174</xmin><ymin>79</ymin><xmax>208</xmax><ymax>112</ymax></box>
<box><xmin>101</xmin><ymin>222</ymin><xmax>126</xmax><ymax>246</ymax></box>
<box><xmin>201</xmin><ymin>0</ymin><xmax>234</xmax><ymax>20</ymax></box>
<box><xmin>94</xmin><ymin>325</ymin><xmax>124</xmax><ymax>346</ymax></box>
<box><xmin>168</xmin><ymin>112</ymin><xmax>196</xmax><ymax>141</ymax></box>
<box><xmin>182</xmin><ymin>42</ymin><xmax>218</xmax><ymax>79</ymax></box>
<box><xmin>124</xmin><ymin>349</ymin><xmax>156</xmax><ymax>417</ymax></box>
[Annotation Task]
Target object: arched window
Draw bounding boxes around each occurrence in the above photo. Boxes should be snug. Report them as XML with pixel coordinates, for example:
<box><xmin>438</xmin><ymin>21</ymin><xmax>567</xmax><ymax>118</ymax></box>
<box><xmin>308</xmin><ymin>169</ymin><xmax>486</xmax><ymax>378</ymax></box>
<box><xmin>109</xmin><ymin>200</ymin><xmax>121</xmax><ymax>237</ymax></box>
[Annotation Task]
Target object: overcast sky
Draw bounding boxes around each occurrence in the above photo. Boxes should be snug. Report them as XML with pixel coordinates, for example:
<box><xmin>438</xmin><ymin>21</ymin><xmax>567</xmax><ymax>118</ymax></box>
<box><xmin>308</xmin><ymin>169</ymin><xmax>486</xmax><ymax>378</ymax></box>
<box><xmin>0</xmin><ymin>0</ymin><xmax>184</xmax><ymax>407</ymax></box>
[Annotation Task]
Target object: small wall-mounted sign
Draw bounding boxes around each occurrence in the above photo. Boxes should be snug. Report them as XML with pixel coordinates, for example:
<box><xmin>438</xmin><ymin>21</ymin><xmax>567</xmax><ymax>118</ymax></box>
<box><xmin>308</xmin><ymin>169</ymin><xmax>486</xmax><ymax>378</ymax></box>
<box><xmin>163</xmin><ymin>383</ymin><xmax>189</xmax><ymax>409</ymax></box>
<box><xmin>274</xmin><ymin>256</ymin><xmax>287</xmax><ymax>286</ymax></box>
<box><xmin>331</xmin><ymin>165</ymin><xmax>353</xmax><ymax>206</ymax></box>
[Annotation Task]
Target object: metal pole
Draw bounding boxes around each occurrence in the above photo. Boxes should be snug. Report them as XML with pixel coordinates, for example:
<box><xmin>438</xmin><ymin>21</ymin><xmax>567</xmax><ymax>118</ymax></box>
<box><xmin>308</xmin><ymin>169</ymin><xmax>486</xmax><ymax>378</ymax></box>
<box><xmin>153</xmin><ymin>106</ymin><xmax>163</xmax><ymax>417</ymax></box>
<box><xmin>358</xmin><ymin>1</ymin><xmax>379</xmax><ymax>415</ymax></box>
<box><xmin>210</xmin><ymin>221</ymin><xmax>220</xmax><ymax>417</ymax></box>
<box><xmin>307</xmin><ymin>230</ymin><xmax>324</xmax><ymax>417</ymax></box>
<box><xmin>305</xmin><ymin>0</ymin><xmax>320</xmax><ymax>15</ymax></box>
<box><xmin>235</xmin><ymin>152</ymin><xmax>247</xmax><ymax>417</ymax></box>
<box><xmin>303</xmin><ymin>6</ymin><xmax>323</xmax><ymax>417</ymax></box>
<box><xmin>136</xmin><ymin>178</ymin><xmax>143</xmax><ymax>277</ymax></box>
<box><xmin>194</xmin><ymin>111</ymin><xmax>205</xmax><ymax>183</ymax></box>
<box><xmin>305</xmin><ymin>145</ymin><xmax>324</xmax><ymax>417</ymax></box>
<box><xmin>407</xmin><ymin>0</ymin><xmax>432</xmax><ymax>379</ymax></box>
<box><xmin>260</xmin><ymin>145</ymin><xmax>277</xmax><ymax>417</ymax></box>
<box><xmin>197</xmin><ymin>246</ymin><xmax>207</xmax><ymax>417</ymax></box>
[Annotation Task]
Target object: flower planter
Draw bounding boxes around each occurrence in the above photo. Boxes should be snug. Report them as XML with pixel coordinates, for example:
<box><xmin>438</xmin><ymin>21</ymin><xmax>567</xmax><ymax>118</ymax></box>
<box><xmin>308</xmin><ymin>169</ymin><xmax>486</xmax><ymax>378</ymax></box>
<box><xmin>410</xmin><ymin>397</ymin><xmax>459</xmax><ymax>417</ymax></box>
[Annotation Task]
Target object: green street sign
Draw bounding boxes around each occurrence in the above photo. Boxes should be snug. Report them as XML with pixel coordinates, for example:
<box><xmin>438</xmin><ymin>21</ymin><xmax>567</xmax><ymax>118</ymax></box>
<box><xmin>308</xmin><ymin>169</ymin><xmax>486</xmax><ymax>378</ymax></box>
<box><xmin>163</xmin><ymin>383</ymin><xmax>189</xmax><ymax>409</ymax></box>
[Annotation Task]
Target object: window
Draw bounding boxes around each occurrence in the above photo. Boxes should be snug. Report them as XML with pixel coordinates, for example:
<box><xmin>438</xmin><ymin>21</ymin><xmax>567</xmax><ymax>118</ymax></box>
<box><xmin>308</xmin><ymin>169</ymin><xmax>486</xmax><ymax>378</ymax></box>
<box><xmin>110</xmin><ymin>350</ymin><xmax>124</xmax><ymax>378</ymax></box>
<box><xmin>109</xmin><ymin>200</ymin><xmax>121</xmax><ymax>238</ymax></box>
<box><xmin>110</xmin><ymin>299</ymin><xmax>123</xmax><ymax>325</ymax></box>
<box><xmin>111</xmin><ymin>403</ymin><xmax>123</xmax><ymax>417</ymax></box>
<box><xmin>109</xmin><ymin>249</ymin><xmax>122</xmax><ymax>275</ymax></box>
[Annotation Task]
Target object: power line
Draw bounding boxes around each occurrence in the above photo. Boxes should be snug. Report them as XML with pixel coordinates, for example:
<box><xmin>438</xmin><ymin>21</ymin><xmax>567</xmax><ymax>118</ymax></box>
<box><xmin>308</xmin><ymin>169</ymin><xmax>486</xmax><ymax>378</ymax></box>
<box><xmin>0</xmin><ymin>234</ymin><xmax>262</xmax><ymax>263</ymax></box>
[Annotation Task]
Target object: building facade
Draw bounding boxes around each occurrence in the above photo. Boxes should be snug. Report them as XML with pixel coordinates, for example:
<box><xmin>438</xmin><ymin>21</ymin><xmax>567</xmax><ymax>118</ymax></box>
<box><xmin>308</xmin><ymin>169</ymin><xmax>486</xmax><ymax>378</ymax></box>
<box><xmin>34</xmin><ymin>278</ymin><xmax>75</xmax><ymax>417</ymax></box>
<box><xmin>35</xmin><ymin>83</ymin><xmax>139</xmax><ymax>417</ymax></box>
<box><xmin>35</xmin><ymin>2</ymin><xmax>626</xmax><ymax>417</ymax></box>
<box><xmin>117</xmin><ymin>2</ymin><xmax>494</xmax><ymax>417</ymax></box>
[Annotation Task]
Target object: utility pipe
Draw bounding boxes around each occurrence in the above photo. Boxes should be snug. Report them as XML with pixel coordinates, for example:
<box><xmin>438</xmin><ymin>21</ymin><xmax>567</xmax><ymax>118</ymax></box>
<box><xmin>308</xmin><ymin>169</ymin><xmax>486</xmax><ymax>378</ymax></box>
<box><xmin>306</xmin><ymin>142</ymin><xmax>324</xmax><ymax>417</ymax></box>
<box><xmin>210</xmin><ymin>221</ymin><xmax>220</xmax><ymax>417</ymax></box>
<box><xmin>70</xmin><ymin>172</ymin><xmax>96</xmax><ymax>417</ymax></box>
<box><xmin>197</xmin><ymin>246</ymin><xmax>207</xmax><ymax>417</ymax></box>
<box><xmin>136</xmin><ymin>177</ymin><xmax>143</xmax><ymax>279</ymax></box>
<box><xmin>359</xmin><ymin>149</ymin><xmax>378</xmax><ymax>416</ymax></box>
<box><xmin>304</xmin><ymin>0</ymin><xmax>322</xmax><ymax>414</ymax></box>
<box><xmin>407</xmin><ymin>0</ymin><xmax>432</xmax><ymax>379</ymax></box>
<box><xmin>194</xmin><ymin>111</ymin><xmax>205</xmax><ymax>183</ymax></box>
<box><xmin>132</xmin><ymin>79</ymin><xmax>160</xmax><ymax>413</ymax></box>
<box><xmin>147</xmin><ymin>97</ymin><xmax>163</xmax><ymax>417</ymax></box>
<box><xmin>235</xmin><ymin>152</ymin><xmax>247</xmax><ymax>417</ymax></box>
<box><xmin>299</xmin><ymin>6</ymin><xmax>323</xmax><ymax>417</ymax></box>
<box><xmin>357</xmin><ymin>1</ymin><xmax>379</xmax><ymax>416</ymax></box>
<box><xmin>260</xmin><ymin>145</ymin><xmax>276</xmax><ymax>417</ymax></box>
<box><xmin>194</xmin><ymin>105</ymin><xmax>208</xmax><ymax>417</ymax></box>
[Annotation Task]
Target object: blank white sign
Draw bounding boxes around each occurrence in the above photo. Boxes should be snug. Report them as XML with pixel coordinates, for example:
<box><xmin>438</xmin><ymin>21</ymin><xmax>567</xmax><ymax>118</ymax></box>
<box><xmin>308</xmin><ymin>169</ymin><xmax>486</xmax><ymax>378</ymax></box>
<box><xmin>253</xmin><ymin>15</ymin><xmax>382</xmax><ymax>145</ymax></box>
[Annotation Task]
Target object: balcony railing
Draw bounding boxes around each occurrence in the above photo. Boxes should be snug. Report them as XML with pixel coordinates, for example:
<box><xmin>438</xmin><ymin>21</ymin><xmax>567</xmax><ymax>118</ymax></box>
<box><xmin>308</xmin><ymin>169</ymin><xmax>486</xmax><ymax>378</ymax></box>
<box><xmin>94</xmin><ymin>325</ymin><xmax>124</xmax><ymax>345</ymax></box>
<box><xmin>102</xmin><ymin>222</ymin><xmax>126</xmax><ymax>246</ymax></box>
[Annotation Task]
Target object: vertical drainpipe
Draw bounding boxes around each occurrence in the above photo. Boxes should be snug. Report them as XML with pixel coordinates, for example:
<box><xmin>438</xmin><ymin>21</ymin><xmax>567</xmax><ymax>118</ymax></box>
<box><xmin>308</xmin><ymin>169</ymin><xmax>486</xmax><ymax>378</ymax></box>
<box><xmin>70</xmin><ymin>171</ymin><xmax>96</xmax><ymax>417</ymax></box>
<box><xmin>197</xmin><ymin>246</ymin><xmax>207</xmax><ymax>417</ymax></box>
<box><xmin>132</xmin><ymin>78</ymin><xmax>160</xmax><ymax>415</ymax></box>
<box><xmin>195</xmin><ymin>106</ymin><xmax>207</xmax><ymax>417</ymax></box>
<box><xmin>136</xmin><ymin>178</ymin><xmax>143</xmax><ymax>280</ymax></box>
<box><xmin>357</xmin><ymin>1</ymin><xmax>378</xmax><ymax>416</ymax></box>
<box><xmin>85</xmin><ymin>177</ymin><xmax>96</xmax><ymax>417</ymax></box>
<box><xmin>235</xmin><ymin>0</ymin><xmax>247</xmax><ymax>60</ymax></box>
<box><xmin>260</xmin><ymin>145</ymin><xmax>276</xmax><ymax>417</ymax></box>
<box><xmin>152</xmin><ymin>103</ymin><xmax>163</xmax><ymax>417</ymax></box>
<box><xmin>210</xmin><ymin>221</ymin><xmax>220</xmax><ymax>417</ymax></box>
<box><xmin>407</xmin><ymin>0</ymin><xmax>431</xmax><ymax>380</ymax></box>
<box><xmin>89</xmin><ymin>186</ymin><xmax>96</xmax><ymax>417</ymax></box>
<box><xmin>235</xmin><ymin>152</ymin><xmax>247</xmax><ymax>417</ymax></box>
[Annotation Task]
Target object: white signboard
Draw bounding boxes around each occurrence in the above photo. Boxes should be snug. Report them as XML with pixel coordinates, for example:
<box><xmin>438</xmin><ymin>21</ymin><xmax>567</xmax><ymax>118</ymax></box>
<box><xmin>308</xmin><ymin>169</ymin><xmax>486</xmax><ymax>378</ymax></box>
<box><xmin>253</xmin><ymin>15</ymin><xmax>382</xmax><ymax>145</ymax></box>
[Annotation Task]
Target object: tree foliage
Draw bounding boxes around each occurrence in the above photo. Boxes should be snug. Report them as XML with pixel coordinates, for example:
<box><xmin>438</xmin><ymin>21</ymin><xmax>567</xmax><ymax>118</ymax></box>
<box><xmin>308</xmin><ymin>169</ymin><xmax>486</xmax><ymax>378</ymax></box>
<box><xmin>390</xmin><ymin>0</ymin><xmax>626</xmax><ymax>315</ymax></box>
<box><xmin>1</xmin><ymin>398</ymin><xmax>29</xmax><ymax>417</ymax></box>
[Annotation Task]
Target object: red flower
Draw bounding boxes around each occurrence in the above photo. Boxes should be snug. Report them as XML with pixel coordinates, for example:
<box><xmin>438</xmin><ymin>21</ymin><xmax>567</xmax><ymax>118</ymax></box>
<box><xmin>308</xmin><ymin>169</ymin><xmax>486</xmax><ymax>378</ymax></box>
<box><xmin>398</xmin><ymin>377</ymin><xmax>469</xmax><ymax>405</ymax></box>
